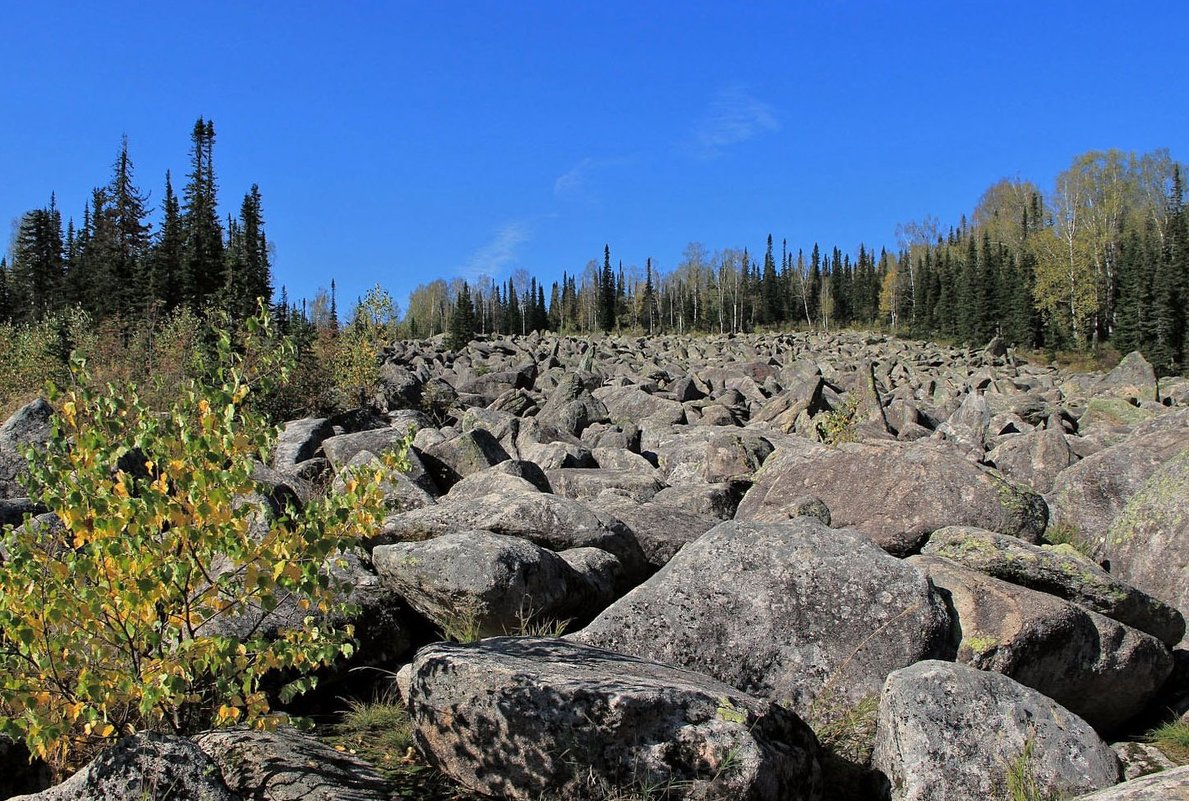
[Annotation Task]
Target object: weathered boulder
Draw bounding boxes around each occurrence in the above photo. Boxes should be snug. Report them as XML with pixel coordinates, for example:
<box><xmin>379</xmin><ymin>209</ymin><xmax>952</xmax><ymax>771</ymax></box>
<box><xmin>194</xmin><ymin>727</ymin><xmax>390</xmax><ymax>801</ymax></box>
<box><xmin>378</xmin><ymin>491</ymin><xmax>646</xmax><ymax>575</ymax></box>
<box><xmin>574</xmin><ymin>519</ymin><xmax>952</xmax><ymax>716</ymax></box>
<box><xmin>923</xmin><ymin>526</ymin><xmax>1184</xmax><ymax>646</ymax></box>
<box><xmin>910</xmin><ymin>554</ymin><xmax>1172</xmax><ymax>731</ymax></box>
<box><xmin>536</xmin><ymin>374</ymin><xmax>609</xmax><ymax>436</ymax></box>
<box><xmin>409</xmin><ymin>637</ymin><xmax>823</xmax><ymax>801</ymax></box>
<box><xmin>1071</xmin><ymin>765</ymin><xmax>1189</xmax><ymax>799</ymax></box>
<box><xmin>1103</xmin><ymin>447</ymin><xmax>1189</xmax><ymax>639</ymax></box>
<box><xmin>1047</xmin><ymin>430</ymin><xmax>1189</xmax><ymax>550</ymax></box>
<box><xmin>320</xmin><ymin>426</ymin><xmax>413</xmax><ymax>474</ymax></box>
<box><xmin>373</xmin><ymin>529</ymin><xmax>603</xmax><ymax>637</ymax></box>
<box><xmin>546</xmin><ymin>467</ymin><xmax>665</xmax><ymax>503</ymax></box>
<box><xmin>593</xmin><ymin>385</ymin><xmax>687</xmax><ymax>426</ymax></box>
<box><xmin>872</xmin><ymin>660</ymin><xmax>1120</xmax><ymax>801</ymax></box>
<box><xmin>0</xmin><ymin>398</ymin><xmax>53</xmax><ymax>500</ymax></box>
<box><xmin>652</xmin><ymin>482</ymin><xmax>746</xmax><ymax>520</ymax></box>
<box><xmin>702</xmin><ymin>431</ymin><xmax>774</xmax><ymax>484</ymax></box>
<box><xmin>419</xmin><ymin>428</ymin><xmax>510</xmax><ymax>491</ymax></box>
<box><xmin>737</xmin><ymin>440</ymin><xmax>1047</xmax><ymax>555</ymax></box>
<box><xmin>10</xmin><ymin>733</ymin><xmax>238</xmax><ymax>801</ymax></box>
<box><xmin>594</xmin><ymin>492</ymin><xmax>722</xmax><ymax>570</ymax></box>
<box><xmin>331</xmin><ymin>450</ymin><xmax>436</xmax><ymax>512</ymax></box>
<box><xmin>270</xmin><ymin>417</ymin><xmax>334</xmax><ymax>472</ymax></box>
<box><xmin>985</xmin><ymin>428</ymin><xmax>1079</xmax><ymax>494</ymax></box>
<box><xmin>1097</xmin><ymin>351</ymin><xmax>1160</xmax><ymax>403</ymax></box>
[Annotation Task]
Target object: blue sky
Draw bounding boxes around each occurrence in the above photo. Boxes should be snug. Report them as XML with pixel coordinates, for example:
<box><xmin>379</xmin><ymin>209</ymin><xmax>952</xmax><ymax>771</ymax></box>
<box><xmin>3</xmin><ymin>2</ymin><xmax>1188</xmax><ymax>316</ymax></box>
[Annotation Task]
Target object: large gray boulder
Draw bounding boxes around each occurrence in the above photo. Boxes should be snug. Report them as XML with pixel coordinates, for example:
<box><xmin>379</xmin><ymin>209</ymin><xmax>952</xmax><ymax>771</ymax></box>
<box><xmin>872</xmin><ymin>661</ymin><xmax>1120</xmax><ymax>801</ymax></box>
<box><xmin>546</xmin><ymin>467</ymin><xmax>665</xmax><ymax>503</ymax></box>
<box><xmin>922</xmin><ymin>526</ymin><xmax>1185</xmax><ymax>646</ymax></box>
<box><xmin>737</xmin><ymin>440</ymin><xmax>1047</xmax><ymax>555</ymax></box>
<box><xmin>270</xmin><ymin>417</ymin><xmax>333</xmax><ymax>472</ymax></box>
<box><xmin>574</xmin><ymin>519</ymin><xmax>952</xmax><ymax>717</ymax></box>
<box><xmin>378</xmin><ymin>491</ymin><xmax>646</xmax><ymax>576</ymax></box>
<box><xmin>10</xmin><ymin>733</ymin><xmax>238</xmax><ymax>801</ymax></box>
<box><xmin>373</xmin><ymin>529</ymin><xmax>606</xmax><ymax>637</ymax></box>
<box><xmin>1071</xmin><ymin>765</ymin><xmax>1189</xmax><ymax>799</ymax></box>
<box><xmin>910</xmin><ymin>554</ymin><xmax>1172</xmax><ymax>731</ymax></box>
<box><xmin>0</xmin><ymin>398</ymin><xmax>53</xmax><ymax>499</ymax></box>
<box><xmin>536</xmin><ymin>374</ymin><xmax>609</xmax><ymax>436</ymax></box>
<box><xmin>1097</xmin><ymin>350</ymin><xmax>1160</xmax><ymax>403</ymax></box>
<box><xmin>985</xmin><ymin>428</ymin><xmax>1079</xmax><ymax>494</ymax></box>
<box><xmin>409</xmin><ymin>637</ymin><xmax>823</xmax><ymax>801</ymax></box>
<box><xmin>594</xmin><ymin>492</ymin><xmax>722</xmax><ymax>570</ymax></box>
<box><xmin>1103</xmin><ymin>447</ymin><xmax>1189</xmax><ymax>639</ymax></box>
<box><xmin>593</xmin><ymin>385</ymin><xmax>687</xmax><ymax>426</ymax></box>
<box><xmin>194</xmin><ymin>727</ymin><xmax>390</xmax><ymax>801</ymax></box>
<box><xmin>320</xmin><ymin>426</ymin><xmax>413</xmax><ymax>474</ymax></box>
<box><xmin>419</xmin><ymin>428</ymin><xmax>510</xmax><ymax>491</ymax></box>
<box><xmin>1047</xmin><ymin>430</ymin><xmax>1189</xmax><ymax>551</ymax></box>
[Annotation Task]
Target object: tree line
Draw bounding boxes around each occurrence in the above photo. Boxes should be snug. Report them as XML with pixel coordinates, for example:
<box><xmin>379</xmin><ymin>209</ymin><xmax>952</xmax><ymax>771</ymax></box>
<box><xmin>0</xmin><ymin>118</ymin><xmax>272</xmax><ymax>329</ymax></box>
<box><xmin>412</xmin><ymin>148</ymin><xmax>1187</xmax><ymax>376</ymax></box>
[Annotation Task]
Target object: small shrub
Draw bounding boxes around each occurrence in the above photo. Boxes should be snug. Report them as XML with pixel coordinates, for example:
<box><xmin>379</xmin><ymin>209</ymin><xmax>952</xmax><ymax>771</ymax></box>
<box><xmin>1043</xmin><ymin>522</ymin><xmax>1096</xmax><ymax>559</ymax></box>
<box><xmin>815</xmin><ymin>392</ymin><xmax>861</xmax><ymax>446</ymax></box>
<box><xmin>0</xmin><ymin>308</ymin><xmax>396</xmax><ymax>774</ymax></box>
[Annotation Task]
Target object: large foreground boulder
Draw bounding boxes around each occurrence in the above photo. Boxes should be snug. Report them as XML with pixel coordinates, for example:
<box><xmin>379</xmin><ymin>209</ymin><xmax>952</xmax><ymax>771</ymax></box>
<box><xmin>872</xmin><ymin>661</ymin><xmax>1120</xmax><ymax>801</ymax></box>
<box><xmin>910</xmin><ymin>554</ymin><xmax>1172</xmax><ymax>731</ymax></box>
<box><xmin>409</xmin><ymin>637</ymin><xmax>823</xmax><ymax>801</ymax></box>
<box><xmin>0</xmin><ymin>398</ymin><xmax>53</xmax><ymax>500</ymax></box>
<box><xmin>737</xmin><ymin>440</ymin><xmax>1046</xmax><ymax>555</ymax></box>
<box><xmin>573</xmin><ymin>519</ymin><xmax>952</xmax><ymax>717</ymax></box>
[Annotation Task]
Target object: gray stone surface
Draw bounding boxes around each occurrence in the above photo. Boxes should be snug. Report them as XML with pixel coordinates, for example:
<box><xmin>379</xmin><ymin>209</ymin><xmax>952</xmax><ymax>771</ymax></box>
<box><xmin>923</xmin><ymin>526</ymin><xmax>1185</xmax><ymax>646</ymax></box>
<box><xmin>574</xmin><ymin>519</ymin><xmax>951</xmax><ymax>716</ymax></box>
<box><xmin>409</xmin><ymin>637</ymin><xmax>823</xmax><ymax>801</ymax></box>
<box><xmin>1071</xmin><ymin>765</ymin><xmax>1189</xmax><ymax>799</ymax></box>
<box><xmin>911</xmin><ymin>554</ymin><xmax>1172</xmax><ymax>731</ymax></box>
<box><xmin>0</xmin><ymin>398</ymin><xmax>53</xmax><ymax>499</ymax></box>
<box><xmin>872</xmin><ymin>660</ymin><xmax>1120</xmax><ymax>801</ymax></box>
<box><xmin>194</xmin><ymin>726</ymin><xmax>390</xmax><ymax>801</ymax></box>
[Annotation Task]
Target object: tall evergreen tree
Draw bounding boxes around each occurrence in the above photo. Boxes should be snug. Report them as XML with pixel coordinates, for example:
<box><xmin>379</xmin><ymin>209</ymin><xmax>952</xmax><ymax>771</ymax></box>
<box><xmin>447</xmin><ymin>281</ymin><xmax>476</xmax><ymax>350</ymax></box>
<box><xmin>9</xmin><ymin>198</ymin><xmax>65</xmax><ymax>322</ymax></box>
<box><xmin>599</xmin><ymin>245</ymin><xmax>616</xmax><ymax>332</ymax></box>
<box><xmin>223</xmin><ymin>184</ymin><xmax>272</xmax><ymax>320</ymax></box>
<box><xmin>181</xmin><ymin>118</ymin><xmax>224</xmax><ymax>305</ymax></box>
<box><xmin>150</xmin><ymin>170</ymin><xmax>184</xmax><ymax>311</ymax></box>
<box><xmin>0</xmin><ymin>257</ymin><xmax>10</xmax><ymax>324</ymax></box>
<box><xmin>100</xmin><ymin>137</ymin><xmax>152</xmax><ymax>319</ymax></box>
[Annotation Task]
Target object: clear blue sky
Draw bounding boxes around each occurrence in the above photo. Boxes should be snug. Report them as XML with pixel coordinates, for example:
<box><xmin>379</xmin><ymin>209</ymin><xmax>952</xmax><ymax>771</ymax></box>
<box><xmin>3</xmin><ymin>1</ymin><xmax>1188</xmax><ymax>316</ymax></box>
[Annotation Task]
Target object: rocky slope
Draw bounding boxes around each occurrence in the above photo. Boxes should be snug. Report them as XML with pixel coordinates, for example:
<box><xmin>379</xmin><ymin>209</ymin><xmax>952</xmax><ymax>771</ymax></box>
<box><xmin>4</xmin><ymin>330</ymin><xmax>1189</xmax><ymax>800</ymax></box>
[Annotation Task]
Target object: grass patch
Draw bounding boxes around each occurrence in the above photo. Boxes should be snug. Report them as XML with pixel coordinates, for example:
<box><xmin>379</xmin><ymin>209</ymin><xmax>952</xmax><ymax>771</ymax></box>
<box><xmin>326</xmin><ymin>694</ymin><xmax>475</xmax><ymax>800</ymax></box>
<box><xmin>1043</xmin><ymin>522</ymin><xmax>1097</xmax><ymax>559</ymax></box>
<box><xmin>1005</xmin><ymin>737</ymin><xmax>1060</xmax><ymax>801</ymax></box>
<box><xmin>1148</xmin><ymin>720</ymin><xmax>1189</xmax><ymax>764</ymax></box>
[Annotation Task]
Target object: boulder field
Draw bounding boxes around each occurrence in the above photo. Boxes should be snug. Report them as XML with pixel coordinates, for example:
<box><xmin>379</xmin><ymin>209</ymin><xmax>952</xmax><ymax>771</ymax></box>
<box><xmin>4</xmin><ymin>330</ymin><xmax>1189</xmax><ymax>800</ymax></box>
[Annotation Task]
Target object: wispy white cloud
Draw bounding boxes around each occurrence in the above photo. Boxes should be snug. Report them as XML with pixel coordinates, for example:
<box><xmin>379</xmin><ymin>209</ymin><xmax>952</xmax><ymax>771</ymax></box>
<box><xmin>461</xmin><ymin>221</ymin><xmax>531</xmax><ymax>282</ymax></box>
<box><xmin>689</xmin><ymin>86</ymin><xmax>780</xmax><ymax>159</ymax></box>
<box><xmin>554</xmin><ymin>157</ymin><xmax>596</xmax><ymax>198</ymax></box>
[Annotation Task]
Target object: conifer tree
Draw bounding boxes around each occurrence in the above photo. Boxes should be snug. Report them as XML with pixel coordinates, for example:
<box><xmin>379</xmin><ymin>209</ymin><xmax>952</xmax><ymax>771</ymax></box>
<box><xmin>181</xmin><ymin>118</ymin><xmax>224</xmax><ymax>306</ymax></box>
<box><xmin>0</xmin><ymin>257</ymin><xmax>10</xmax><ymax>324</ymax></box>
<box><xmin>448</xmin><ymin>281</ymin><xmax>476</xmax><ymax>350</ymax></box>
<box><xmin>9</xmin><ymin>198</ymin><xmax>65</xmax><ymax>322</ymax></box>
<box><xmin>150</xmin><ymin>171</ymin><xmax>185</xmax><ymax>311</ymax></box>
<box><xmin>599</xmin><ymin>245</ymin><xmax>616</xmax><ymax>332</ymax></box>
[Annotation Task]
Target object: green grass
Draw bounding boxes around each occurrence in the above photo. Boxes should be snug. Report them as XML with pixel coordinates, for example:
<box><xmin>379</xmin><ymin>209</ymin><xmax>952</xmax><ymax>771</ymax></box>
<box><xmin>1148</xmin><ymin>720</ymin><xmax>1189</xmax><ymax>764</ymax></box>
<box><xmin>324</xmin><ymin>694</ymin><xmax>475</xmax><ymax>799</ymax></box>
<box><xmin>1005</xmin><ymin>737</ymin><xmax>1061</xmax><ymax>801</ymax></box>
<box><xmin>1043</xmin><ymin>522</ymin><xmax>1096</xmax><ymax>560</ymax></box>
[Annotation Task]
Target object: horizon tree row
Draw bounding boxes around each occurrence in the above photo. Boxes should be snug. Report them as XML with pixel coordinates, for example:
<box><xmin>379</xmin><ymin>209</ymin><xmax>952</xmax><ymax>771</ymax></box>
<box><xmin>0</xmin><ymin>118</ymin><xmax>272</xmax><ymax>329</ymax></box>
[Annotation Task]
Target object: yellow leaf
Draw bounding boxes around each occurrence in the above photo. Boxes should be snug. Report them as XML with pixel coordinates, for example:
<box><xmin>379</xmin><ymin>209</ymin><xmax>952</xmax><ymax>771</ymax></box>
<box><xmin>96</xmin><ymin>722</ymin><xmax>115</xmax><ymax>738</ymax></box>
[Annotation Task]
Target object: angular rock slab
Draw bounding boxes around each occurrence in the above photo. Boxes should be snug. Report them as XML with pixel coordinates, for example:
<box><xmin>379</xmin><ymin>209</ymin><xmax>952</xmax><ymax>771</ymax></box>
<box><xmin>194</xmin><ymin>726</ymin><xmax>391</xmax><ymax>801</ymax></box>
<box><xmin>10</xmin><ymin>733</ymin><xmax>238</xmax><ymax>801</ymax></box>
<box><xmin>409</xmin><ymin>637</ymin><xmax>823</xmax><ymax>801</ymax></box>
<box><xmin>923</xmin><ymin>526</ymin><xmax>1185</xmax><ymax>646</ymax></box>
<box><xmin>872</xmin><ymin>661</ymin><xmax>1120</xmax><ymax>801</ymax></box>
<box><xmin>0</xmin><ymin>398</ymin><xmax>53</xmax><ymax>500</ymax></box>
<box><xmin>574</xmin><ymin>519</ymin><xmax>952</xmax><ymax>716</ymax></box>
<box><xmin>1071</xmin><ymin>765</ymin><xmax>1189</xmax><ymax>799</ymax></box>
<box><xmin>373</xmin><ymin>529</ymin><xmax>606</xmax><ymax>637</ymax></box>
<box><xmin>1104</xmin><ymin>447</ymin><xmax>1189</xmax><ymax>640</ymax></box>
<box><xmin>911</xmin><ymin>554</ymin><xmax>1172</xmax><ymax>731</ymax></box>
<box><xmin>737</xmin><ymin>440</ymin><xmax>1046</xmax><ymax>555</ymax></box>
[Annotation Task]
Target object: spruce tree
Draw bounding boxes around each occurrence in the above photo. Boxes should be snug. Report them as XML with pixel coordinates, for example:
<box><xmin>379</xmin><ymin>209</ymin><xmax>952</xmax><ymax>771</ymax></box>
<box><xmin>447</xmin><ymin>281</ymin><xmax>476</xmax><ymax>350</ymax></box>
<box><xmin>0</xmin><ymin>257</ymin><xmax>10</xmax><ymax>324</ymax></box>
<box><xmin>150</xmin><ymin>171</ymin><xmax>185</xmax><ymax>311</ymax></box>
<box><xmin>181</xmin><ymin>118</ymin><xmax>224</xmax><ymax>306</ymax></box>
<box><xmin>599</xmin><ymin>245</ymin><xmax>616</xmax><ymax>332</ymax></box>
<box><xmin>9</xmin><ymin>199</ymin><xmax>65</xmax><ymax>322</ymax></box>
<box><xmin>102</xmin><ymin>137</ymin><xmax>152</xmax><ymax>320</ymax></box>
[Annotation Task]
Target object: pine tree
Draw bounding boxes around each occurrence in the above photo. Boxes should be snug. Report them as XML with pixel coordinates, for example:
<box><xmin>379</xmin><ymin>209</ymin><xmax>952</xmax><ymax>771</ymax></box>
<box><xmin>150</xmin><ymin>171</ymin><xmax>185</xmax><ymax>311</ymax></box>
<box><xmin>223</xmin><ymin>184</ymin><xmax>272</xmax><ymax>321</ymax></box>
<box><xmin>101</xmin><ymin>137</ymin><xmax>152</xmax><ymax>320</ymax></box>
<box><xmin>447</xmin><ymin>281</ymin><xmax>476</xmax><ymax>350</ymax></box>
<box><xmin>181</xmin><ymin>118</ymin><xmax>224</xmax><ymax>306</ymax></box>
<box><xmin>761</xmin><ymin>234</ymin><xmax>779</xmax><ymax>325</ymax></box>
<box><xmin>599</xmin><ymin>245</ymin><xmax>616</xmax><ymax>332</ymax></box>
<box><xmin>642</xmin><ymin>258</ymin><xmax>656</xmax><ymax>334</ymax></box>
<box><xmin>0</xmin><ymin>257</ymin><xmax>10</xmax><ymax>324</ymax></box>
<box><xmin>9</xmin><ymin>198</ymin><xmax>65</xmax><ymax>322</ymax></box>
